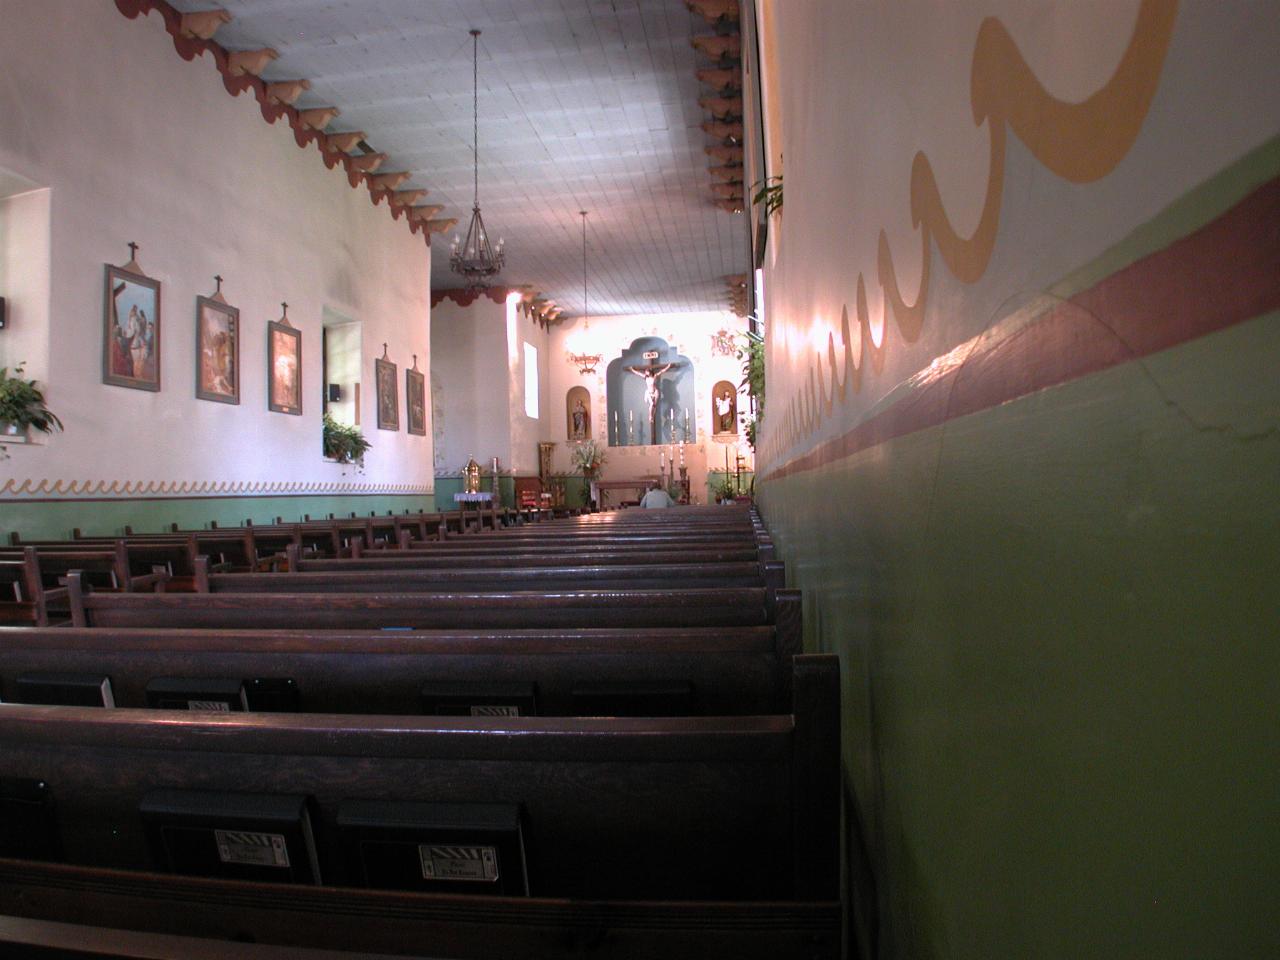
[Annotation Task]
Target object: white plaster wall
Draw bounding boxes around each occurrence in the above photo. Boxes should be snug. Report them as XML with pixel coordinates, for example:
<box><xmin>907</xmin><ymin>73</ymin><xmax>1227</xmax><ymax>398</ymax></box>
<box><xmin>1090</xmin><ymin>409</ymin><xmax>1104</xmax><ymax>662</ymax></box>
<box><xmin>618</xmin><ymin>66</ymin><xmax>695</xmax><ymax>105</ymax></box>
<box><xmin>0</xmin><ymin>187</ymin><xmax>51</xmax><ymax>374</ymax></box>
<box><xmin>430</xmin><ymin>297</ymin><xmax>511</xmax><ymax>473</ymax></box>
<box><xmin>0</xmin><ymin>2</ymin><xmax>432</xmax><ymax>493</ymax></box>
<box><xmin>548</xmin><ymin>310</ymin><xmax>751</xmax><ymax>500</ymax></box>
<box><xmin>507</xmin><ymin>295</ymin><xmax>551</xmax><ymax>475</ymax></box>
<box><xmin>759</xmin><ymin>0</ymin><xmax>1280</xmax><ymax>470</ymax></box>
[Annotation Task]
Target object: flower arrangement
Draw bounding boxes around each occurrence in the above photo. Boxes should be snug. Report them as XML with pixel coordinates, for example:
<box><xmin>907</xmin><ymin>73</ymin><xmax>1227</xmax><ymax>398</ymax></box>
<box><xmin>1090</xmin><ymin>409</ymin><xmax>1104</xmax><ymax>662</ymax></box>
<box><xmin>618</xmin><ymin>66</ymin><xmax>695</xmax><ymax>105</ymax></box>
<box><xmin>570</xmin><ymin>439</ymin><xmax>607</xmax><ymax>478</ymax></box>
<box><xmin>323</xmin><ymin>412</ymin><xmax>371</xmax><ymax>466</ymax></box>
<box><xmin>0</xmin><ymin>363</ymin><xmax>63</xmax><ymax>436</ymax></box>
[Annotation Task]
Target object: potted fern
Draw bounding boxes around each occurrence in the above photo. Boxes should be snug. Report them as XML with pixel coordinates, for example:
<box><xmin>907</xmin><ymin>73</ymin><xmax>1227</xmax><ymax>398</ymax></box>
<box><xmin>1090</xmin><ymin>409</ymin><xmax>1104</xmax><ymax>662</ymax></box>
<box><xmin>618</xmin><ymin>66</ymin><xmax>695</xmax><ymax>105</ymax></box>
<box><xmin>0</xmin><ymin>363</ymin><xmax>63</xmax><ymax>443</ymax></box>
<box><xmin>323</xmin><ymin>412</ymin><xmax>371</xmax><ymax>466</ymax></box>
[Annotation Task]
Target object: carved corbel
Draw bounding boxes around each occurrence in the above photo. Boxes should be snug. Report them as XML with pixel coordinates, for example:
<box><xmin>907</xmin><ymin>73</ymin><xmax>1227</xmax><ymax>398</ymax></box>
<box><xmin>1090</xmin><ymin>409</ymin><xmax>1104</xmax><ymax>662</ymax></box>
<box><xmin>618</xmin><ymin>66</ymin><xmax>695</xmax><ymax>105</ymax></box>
<box><xmin>699</xmin><ymin>95</ymin><xmax>743</xmax><ymax>119</ymax></box>
<box><xmin>369</xmin><ymin>172</ymin><xmax>411</xmax><ymax>191</ymax></box>
<box><xmin>702</xmin><ymin>120</ymin><xmax>743</xmax><ymax>141</ymax></box>
<box><xmin>179</xmin><ymin>9</ymin><xmax>232</xmax><ymax>40</ymax></box>
<box><xmin>226</xmin><ymin>48</ymin><xmax>278</xmax><ymax>77</ymax></box>
<box><xmin>705</xmin><ymin>144</ymin><xmax>744</xmax><ymax>164</ymax></box>
<box><xmin>696</xmin><ymin>68</ymin><xmax>740</xmax><ymax>93</ymax></box>
<box><xmin>708</xmin><ymin>163</ymin><xmax>745</xmax><ymax>182</ymax></box>
<box><xmin>714</xmin><ymin>198</ymin><xmax>744</xmax><ymax>214</ymax></box>
<box><xmin>710</xmin><ymin>182</ymin><xmax>743</xmax><ymax>199</ymax></box>
<box><xmin>348</xmin><ymin>153</ymin><xmax>387</xmax><ymax>173</ymax></box>
<box><xmin>685</xmin><ymin>0</ymin><xmax>740</xmax><ymax>24</ymax></box>
<box><xmin>422</xmin><ymin>218</ymin><xmax>458</xmax><ymax>235</ymax></box>
<box><xmin>691</xmin><ymin>35</ymin><xmax>741</xmax><ymax>60</ymax></box>
<box><xmin>408</xmin><ymin>205</ymin><xmax>446</xmax><ymax>222</ymax></box>
<box><xmin>392</xmin><ymin>190</ymin><xmax>427</xmax><ymax>207</ymax></box>
<box><xmin>326</xmin><ymin>131</ymin><xmax>365</xmax><ymax>153</ymax></box>
<box><xmin>266</xmin><ymin>80</ymin><xmax>311</xmax><ymax>105</ymax></box>
<box><xmin>299</xmin><ymin>107</ymin><xmax>340</xmax><ymax>131</ymax></box>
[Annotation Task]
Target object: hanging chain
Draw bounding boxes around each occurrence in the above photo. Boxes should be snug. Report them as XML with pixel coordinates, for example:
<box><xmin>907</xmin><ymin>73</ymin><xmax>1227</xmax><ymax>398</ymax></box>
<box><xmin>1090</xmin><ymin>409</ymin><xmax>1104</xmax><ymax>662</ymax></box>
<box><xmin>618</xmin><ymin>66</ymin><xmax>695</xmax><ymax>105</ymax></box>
<box><xmin>581</xmin><ymin>211</ymin><xmax>588</xmax><ymax>325</ymax></box>
<box><xmin>472</xmin><ymin>29</ymin><xmax>480</xmax><ymax>208</ymax></box>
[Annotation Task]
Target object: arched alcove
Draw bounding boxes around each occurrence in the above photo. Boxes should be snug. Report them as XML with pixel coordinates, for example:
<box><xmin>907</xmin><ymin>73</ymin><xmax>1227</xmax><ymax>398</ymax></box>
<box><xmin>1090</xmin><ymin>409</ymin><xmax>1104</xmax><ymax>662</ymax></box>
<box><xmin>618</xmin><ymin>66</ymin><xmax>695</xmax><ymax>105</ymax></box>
<box><xmin>711</xmin><ymin>379</ymin><xmax>738</xmax><ymax>435</ymax></box>
<box><xmin>605</xmin><ymin>337</ymin><xmax>695</xmax><ymax>446</ymax></box>
<box><xmin>566</xmin><ymin>385</ymin><xmax>591</xmax><ymax>441</ymax></box>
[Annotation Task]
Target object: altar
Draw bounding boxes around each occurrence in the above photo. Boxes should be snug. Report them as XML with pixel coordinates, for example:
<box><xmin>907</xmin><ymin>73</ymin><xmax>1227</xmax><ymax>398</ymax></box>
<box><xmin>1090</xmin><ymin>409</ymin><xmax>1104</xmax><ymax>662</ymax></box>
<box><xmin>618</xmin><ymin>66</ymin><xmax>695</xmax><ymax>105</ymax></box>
<box><xmin>591</xmin><ymin>478</ymin><xmax>659</xmax><ymax>507</ymax></box>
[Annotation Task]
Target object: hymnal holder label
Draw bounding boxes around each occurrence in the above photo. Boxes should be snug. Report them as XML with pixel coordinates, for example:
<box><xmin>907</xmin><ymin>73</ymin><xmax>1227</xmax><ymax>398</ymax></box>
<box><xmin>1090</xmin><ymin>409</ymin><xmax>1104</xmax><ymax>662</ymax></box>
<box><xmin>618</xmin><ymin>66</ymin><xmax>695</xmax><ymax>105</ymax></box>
<box><xmin>419</xmin><ymin>844</ymin><xmax>498</xmax><ymax>882</ymax></box>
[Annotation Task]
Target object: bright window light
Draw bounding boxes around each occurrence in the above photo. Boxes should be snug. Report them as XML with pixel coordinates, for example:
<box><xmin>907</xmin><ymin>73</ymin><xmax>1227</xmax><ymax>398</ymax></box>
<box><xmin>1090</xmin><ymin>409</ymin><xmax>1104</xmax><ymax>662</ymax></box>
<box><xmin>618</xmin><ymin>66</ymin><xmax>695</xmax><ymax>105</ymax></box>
<box><xmin>523</xmin><ymin>341</ymin><xmax>538</xmax><ymax>418</ymax></box>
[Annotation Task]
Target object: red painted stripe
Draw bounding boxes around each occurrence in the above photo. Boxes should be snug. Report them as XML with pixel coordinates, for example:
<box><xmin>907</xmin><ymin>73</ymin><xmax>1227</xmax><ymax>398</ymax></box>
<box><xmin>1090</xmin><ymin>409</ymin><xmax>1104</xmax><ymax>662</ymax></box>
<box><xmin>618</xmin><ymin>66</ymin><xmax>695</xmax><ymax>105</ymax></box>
<box><xmin>766</xmin><ymin>175</ymin><xmax>1280</xmax><ymax>482</ymax></box>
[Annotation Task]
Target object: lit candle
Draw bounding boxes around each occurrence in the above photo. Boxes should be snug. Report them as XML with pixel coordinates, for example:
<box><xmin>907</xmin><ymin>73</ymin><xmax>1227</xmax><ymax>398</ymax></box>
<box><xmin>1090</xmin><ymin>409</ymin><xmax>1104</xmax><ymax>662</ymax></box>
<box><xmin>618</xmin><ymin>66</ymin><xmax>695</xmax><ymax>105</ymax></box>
<box><xmin>679</xmin><ymin>444</ymin><xmax>685</xmax><ymax>467</ymax></box>
<box><xmin>613</xmin><ymin>410</ymin><xmax>618</xmax><ymax>439</ymax></box>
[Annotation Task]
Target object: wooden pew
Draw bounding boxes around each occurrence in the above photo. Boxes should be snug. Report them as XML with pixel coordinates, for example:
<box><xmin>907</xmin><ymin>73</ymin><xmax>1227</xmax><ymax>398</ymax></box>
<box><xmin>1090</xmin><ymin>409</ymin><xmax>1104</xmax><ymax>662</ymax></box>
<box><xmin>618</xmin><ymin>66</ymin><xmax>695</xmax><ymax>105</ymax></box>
<box><xmin>0</xmin><ymin>655</ymin><xmax>839</xmax><ymax>958</ymax></box>
<box><xmin>200</xmin><ymin>558</ymin><xmax>785</xmax><ymax>595</ymax></box>
<box><xmin>67</xmin><ymin>574</ymin><xmax>795</xmax><ymax>632</ymax></box>
<box><xmin>291</xmin><ymin>545</ymin><xmax>768</xmax><ymax>570</ymax></box>
<box><xmin>0</xmin><ymin>624</ymin><xmax>794</xmax><ymax>716</ymax></box>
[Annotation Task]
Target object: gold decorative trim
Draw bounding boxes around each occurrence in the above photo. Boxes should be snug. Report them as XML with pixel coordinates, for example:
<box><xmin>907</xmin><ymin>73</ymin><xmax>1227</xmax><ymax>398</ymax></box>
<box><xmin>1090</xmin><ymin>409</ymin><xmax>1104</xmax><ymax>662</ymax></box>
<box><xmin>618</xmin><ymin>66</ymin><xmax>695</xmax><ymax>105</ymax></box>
<box><xmin>762</xmin><ymin>0</ymin><xmax>1177</xmax><ymax>469</ymax></box>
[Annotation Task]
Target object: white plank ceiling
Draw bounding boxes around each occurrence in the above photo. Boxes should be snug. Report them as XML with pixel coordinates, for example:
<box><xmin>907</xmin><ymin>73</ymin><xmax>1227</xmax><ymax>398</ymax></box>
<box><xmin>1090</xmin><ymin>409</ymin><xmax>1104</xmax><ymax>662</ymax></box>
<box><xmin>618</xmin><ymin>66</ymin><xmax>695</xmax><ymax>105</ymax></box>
<box><xmin>168</xmin><ymin>0</ymin><xmax>748</xmax><ymax>318</ymax></box>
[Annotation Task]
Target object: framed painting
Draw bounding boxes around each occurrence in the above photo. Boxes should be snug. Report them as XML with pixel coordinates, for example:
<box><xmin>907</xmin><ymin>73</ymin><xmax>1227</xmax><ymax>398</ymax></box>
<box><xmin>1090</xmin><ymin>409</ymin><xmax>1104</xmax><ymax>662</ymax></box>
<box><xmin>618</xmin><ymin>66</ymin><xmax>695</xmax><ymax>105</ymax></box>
<box><xmin>375</xmin><ymin>355</ymin><xmax>399</xmax><ymax>431</ymax></box>
<box><xmin>406</xmin><ymin>366</ymin><xmax>426</xmax><ymax>436</ymax></box>
<box><xmin>195</xmin><ymin>296</ymin><xmax>239</xmax><ymax>404</ymax></box>
<box><xmin>267</xmin><ymin>320</ymin><xmax>302</xmax><ymax>415</ymax></box>
<box><xmin>103</xmin><ymin>264</ymin><xmax>161</xmax><ymax>391</ymax></box>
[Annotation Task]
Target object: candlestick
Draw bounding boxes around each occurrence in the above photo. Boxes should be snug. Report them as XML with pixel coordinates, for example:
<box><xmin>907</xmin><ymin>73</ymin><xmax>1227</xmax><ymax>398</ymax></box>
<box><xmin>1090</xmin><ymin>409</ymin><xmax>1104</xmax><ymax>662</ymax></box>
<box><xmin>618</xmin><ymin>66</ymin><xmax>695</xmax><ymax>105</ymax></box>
<box><xmin>679</xmin><ymin>444</ymin><xmax>685</xmax><ymax>467</ymax></box>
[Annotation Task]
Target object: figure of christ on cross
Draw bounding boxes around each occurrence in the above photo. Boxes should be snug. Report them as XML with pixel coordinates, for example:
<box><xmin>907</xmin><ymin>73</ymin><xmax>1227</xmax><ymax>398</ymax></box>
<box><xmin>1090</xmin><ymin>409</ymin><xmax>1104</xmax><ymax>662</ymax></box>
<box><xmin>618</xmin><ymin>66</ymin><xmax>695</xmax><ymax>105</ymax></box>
<box><xmin>624</xmin><ymin>360</ymin><xmax>675</xmax><ymax>444</ymax></box>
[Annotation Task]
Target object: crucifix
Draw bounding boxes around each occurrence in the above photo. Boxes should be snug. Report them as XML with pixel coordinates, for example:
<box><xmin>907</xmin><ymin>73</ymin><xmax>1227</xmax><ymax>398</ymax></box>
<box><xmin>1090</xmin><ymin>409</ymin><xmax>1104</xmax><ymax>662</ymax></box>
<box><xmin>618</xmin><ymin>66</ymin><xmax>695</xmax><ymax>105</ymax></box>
<box><xmin>624</xmin><ymin>356</ymin><xmax>676</xmax><ymax>444</ymax></box>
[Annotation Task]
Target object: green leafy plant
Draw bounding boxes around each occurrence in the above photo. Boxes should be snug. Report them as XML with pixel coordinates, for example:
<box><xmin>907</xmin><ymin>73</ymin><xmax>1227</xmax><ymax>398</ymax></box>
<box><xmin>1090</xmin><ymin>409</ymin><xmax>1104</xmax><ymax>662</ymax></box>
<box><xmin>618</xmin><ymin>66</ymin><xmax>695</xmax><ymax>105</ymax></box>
<box><xmin>323</xmin><ymin>412</ymin><xmax>371</xmax><ymax>466</ymax></box>
<box><xmin>0</xmin><ymin>364</ymin><xmax>63</xmax><ymax>434</ymax></box>
<box><xmin>751</xmin><ymin>175</ymin><xmax>783</xmax><ymax>218</ymax></box>
<box><xmin>713</xmin><ymin>476</ymin><xmax>735</xmax><ymax>503</ymax></box>
<box><xmin>736</xmin><ymin>329</ymin><xmax>764</xmax><ymax>451</ymax></box>
<box><xmin>570</xmin><ymin>439</ymin><xmax>607</xmax><ymax>478</ymax></box>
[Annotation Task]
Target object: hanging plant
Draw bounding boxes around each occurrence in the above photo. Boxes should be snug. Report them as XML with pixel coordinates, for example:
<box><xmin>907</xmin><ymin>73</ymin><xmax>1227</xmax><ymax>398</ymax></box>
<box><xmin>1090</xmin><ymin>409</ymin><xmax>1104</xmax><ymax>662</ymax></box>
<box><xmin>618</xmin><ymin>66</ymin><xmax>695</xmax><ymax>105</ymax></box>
<box><xmin>736</xmin><ymin>329</ymin><xmax>764</xmax><ymax>451</ymax></box>
<box><xmin>323</xmin><ymin>412</ymin><xmax>371</xmax><ymax>466</ymax></box>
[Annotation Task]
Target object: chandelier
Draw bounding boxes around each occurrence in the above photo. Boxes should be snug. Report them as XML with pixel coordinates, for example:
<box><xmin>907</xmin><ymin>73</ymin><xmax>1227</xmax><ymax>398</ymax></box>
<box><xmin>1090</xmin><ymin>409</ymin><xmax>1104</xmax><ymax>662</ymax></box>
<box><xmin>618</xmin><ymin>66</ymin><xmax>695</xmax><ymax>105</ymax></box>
<box><xmin>450</xmin><ymin>29</ymin><xmax>505</xmax><ymax>289</ymax></box>
<box><xmin>567</xmin><ymin>210</ymin><xmax>603</xmax><ymax>375</ymax></box>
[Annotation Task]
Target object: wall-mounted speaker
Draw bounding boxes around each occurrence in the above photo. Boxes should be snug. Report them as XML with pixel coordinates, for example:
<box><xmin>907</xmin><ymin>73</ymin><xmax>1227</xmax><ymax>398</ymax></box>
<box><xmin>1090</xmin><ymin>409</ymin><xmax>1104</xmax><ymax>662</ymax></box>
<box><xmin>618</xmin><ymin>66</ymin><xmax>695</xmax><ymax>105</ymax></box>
<box><xmin>327</xmin><ymin>383</ymin><xmax>341</xmax><ymax>402</ymax></box>
<box><xmin>0</xmin><ymin>296</ymin><xmax>7</xmax><ymax>329</ymax></box>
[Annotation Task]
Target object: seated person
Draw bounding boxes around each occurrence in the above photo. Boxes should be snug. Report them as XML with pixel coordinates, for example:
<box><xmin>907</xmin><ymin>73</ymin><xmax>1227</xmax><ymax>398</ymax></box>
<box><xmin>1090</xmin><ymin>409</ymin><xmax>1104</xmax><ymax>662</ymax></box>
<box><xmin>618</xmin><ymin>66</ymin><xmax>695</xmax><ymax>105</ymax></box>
<box><xmin>639</xmin><ymin>481</ymin><xmax>675</xmax><ymax>509</ymax></box>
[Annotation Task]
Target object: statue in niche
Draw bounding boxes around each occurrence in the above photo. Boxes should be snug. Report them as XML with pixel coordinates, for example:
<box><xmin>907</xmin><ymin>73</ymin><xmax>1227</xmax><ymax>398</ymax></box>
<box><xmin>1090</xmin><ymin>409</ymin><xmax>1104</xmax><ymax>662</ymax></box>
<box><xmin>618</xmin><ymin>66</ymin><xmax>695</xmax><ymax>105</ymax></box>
<box><xmin>713</xmin><ymin>380</ymin><xmax>737</xmax><ymax>435</ymax></box>
<box><xmin>566</xmin><ymin>386</ymin><xmax>591</xmax><ymax>441</ymax></box>
<box><xmin>626</xmin><ymin>360</ymin><xmax>674</xmax><ymax>442</ymax></box>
